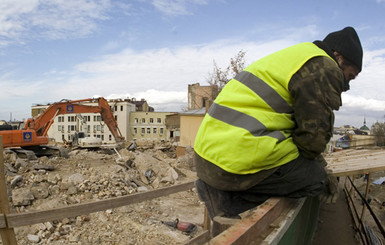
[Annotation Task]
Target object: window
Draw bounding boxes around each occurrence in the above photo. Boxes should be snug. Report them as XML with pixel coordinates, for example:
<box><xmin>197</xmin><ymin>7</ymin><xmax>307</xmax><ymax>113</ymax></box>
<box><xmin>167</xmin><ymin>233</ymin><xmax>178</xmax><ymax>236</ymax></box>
<box><xmin>109</xmin><ymin>135</ymin><xmax>112</xmax><ymax>141</ymax></box>
<box><xmin>58</xmin><ymin>116</ymin><xmax>64</xmax><ymax>122</ymax></box>
<box><xmin>114</xmin><ymin>115</ymin><xmax>118</xmax><ymax>121</ymax></box>
<box><xmin>147</xmin><ymin>128</ymin><xmax>150</xmax><ymax>134</ymax></box>
<box><xmin>114</xmin><ymin>106</ymin><xmax>117</xmax><ymax>111</ymax></box>
<box><xmin>68</xmin><ymin>125</ymin><xmax>75</xmax><ymax>132</ymax></box>
<box><xmin>157</xmin><ymin>118</ymin><xmax>161</xmax><ymax>123</ymax></box>
<box><xmin>58</xmin><ymin>125</ymin><xmax>63</xmax><ymax>132</ymax></box>
<box><xmin>160</xmin><ymin>128</ymin><xmax>164</xmax><ymax>134</ymax></box>
<box><xmin>93</xmin><ymin>115</ymin><xmax>102</xmax><ymax>121</ymax></box>
<box><xmin>96</xmin><ymin>125</ymin><xmax>101</xmax><ymax>131</ymax></box>
<box><xmin>153</xmin><ymin>128</ymin><xmax>157</xmax><ymax>134</ymax></box>
<box><xmin>120</xmin><ymin>105</ymin><xmax>123</xmax><ymax>111</ymax></box>
<box><xmin>134</xmin><ymin>118</ymin><xmax>138</xmax><ymax>123</ymax></box>
<box><xmin>68</xmin><ymin>116</ymin><xmax>75</xmax><ymax>122</ymax></box>
<box><xmin>134</xmin><ymin>128</ymin><xmax>137</xmax><ymax>134</ymax></box>
<box><xmin>142</xmin><ymin>118</ymin><xmax>146</xmax><ymax>123</ymax></box>
<box><xmin>150</xmin><ymin>118</ymin><xmax>154</xmax><ymax>123</ymax></box>
<box><xmin>141</xmin><ymin>128</ymin><xmax>145</xmax><ymax>134</ymax></box>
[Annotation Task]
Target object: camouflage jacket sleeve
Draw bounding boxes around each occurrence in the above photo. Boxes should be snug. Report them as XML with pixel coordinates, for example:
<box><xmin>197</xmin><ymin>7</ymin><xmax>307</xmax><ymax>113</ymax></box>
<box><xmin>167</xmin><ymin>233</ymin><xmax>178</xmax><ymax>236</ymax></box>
<box><xmin>288</xmin><ymin>56</ymin><xmax>345</xmax><ymax>159</ymax></box>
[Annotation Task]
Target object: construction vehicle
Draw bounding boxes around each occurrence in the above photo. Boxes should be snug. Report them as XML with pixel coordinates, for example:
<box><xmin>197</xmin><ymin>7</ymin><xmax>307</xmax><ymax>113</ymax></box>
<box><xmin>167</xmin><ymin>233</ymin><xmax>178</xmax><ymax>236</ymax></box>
<box><xmin>0</xmin><ymin>97</ymin><xmax>125</xmax><ymax>158</ymax></box>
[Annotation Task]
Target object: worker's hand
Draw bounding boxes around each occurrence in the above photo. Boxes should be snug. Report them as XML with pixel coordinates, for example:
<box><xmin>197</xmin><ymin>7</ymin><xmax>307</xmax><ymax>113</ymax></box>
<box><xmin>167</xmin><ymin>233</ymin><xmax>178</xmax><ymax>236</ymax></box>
<box><xmin>319</xmin><ymin>175</ymin><xmax>339</xmax><ymax>204</ymax></box>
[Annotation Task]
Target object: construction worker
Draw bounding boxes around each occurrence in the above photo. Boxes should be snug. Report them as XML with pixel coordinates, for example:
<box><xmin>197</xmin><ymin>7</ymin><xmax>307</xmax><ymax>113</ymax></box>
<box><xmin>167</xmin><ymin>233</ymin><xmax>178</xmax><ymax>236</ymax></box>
<box><xmin>194</xmin><ymin>27</ymin><xmax>363</xmax><ymax>219</ymax></box>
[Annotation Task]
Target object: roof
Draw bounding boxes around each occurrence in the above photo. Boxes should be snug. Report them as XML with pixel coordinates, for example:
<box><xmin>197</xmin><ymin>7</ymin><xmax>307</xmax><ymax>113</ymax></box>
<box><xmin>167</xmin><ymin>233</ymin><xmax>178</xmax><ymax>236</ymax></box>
<box><xmin>360</xmin><ymin>125</ymin><xmax>370</xmax><ymax>130</ymax></box>
<box><xmin>180</xmin><ymin>107</ymin><xmax>206</xmax><ymax>116</ymax></box>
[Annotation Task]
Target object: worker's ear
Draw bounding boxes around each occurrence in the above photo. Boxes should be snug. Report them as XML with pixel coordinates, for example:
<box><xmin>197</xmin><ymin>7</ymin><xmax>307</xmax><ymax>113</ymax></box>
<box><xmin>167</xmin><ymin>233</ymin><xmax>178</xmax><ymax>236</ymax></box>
<box><xmin>333</xmin><ymin>51</ymin><xmax>344</xmax><ymax>66</ymax></box>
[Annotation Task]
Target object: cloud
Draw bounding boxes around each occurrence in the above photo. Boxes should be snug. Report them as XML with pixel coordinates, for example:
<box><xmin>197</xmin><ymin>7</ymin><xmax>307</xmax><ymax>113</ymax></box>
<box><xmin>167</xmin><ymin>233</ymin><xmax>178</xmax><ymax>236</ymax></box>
<box><xmin>342</xmin><ymin>94</ymin><xmax>385</xmax><ymax>111</ymax></box>
<box><xmin>99</xmin><ymin>89</ymin><xmax>188</xmax><ymax>112</ymax></box>
<box><xmin>2</xmin><ymin>23</ymin><xmax>385</xmax><ymax>127</ymax></box>
<box><xmin>151</xmin><ymin>0</ymin><xmax>208</xmax><ymax>16</ymax></box>
<box><xmin>0</xmin><ymin>0</ymin><xmax>111</xmax><ymax>45</ymax></box>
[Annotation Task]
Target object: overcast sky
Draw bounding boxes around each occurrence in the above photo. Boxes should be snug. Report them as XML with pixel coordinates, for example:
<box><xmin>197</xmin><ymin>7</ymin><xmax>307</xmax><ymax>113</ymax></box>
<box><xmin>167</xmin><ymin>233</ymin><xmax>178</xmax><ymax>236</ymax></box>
<box><xmin>1</xmin><ymin>0</ymin><xmax>385</xmax><ymax>128</ymax></box>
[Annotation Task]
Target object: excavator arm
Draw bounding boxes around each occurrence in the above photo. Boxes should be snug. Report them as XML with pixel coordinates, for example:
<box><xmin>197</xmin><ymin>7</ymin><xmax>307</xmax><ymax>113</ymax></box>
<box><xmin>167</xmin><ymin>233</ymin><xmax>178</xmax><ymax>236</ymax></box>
<box><xmin>1</xmin><ymin>97</ymin><xmax>124</xmax><ymax>150</ymax></box>
<box><xmin>25</xmin><ymin>97</ymin><xmax>124</xmax><ymax>142</ymax></box>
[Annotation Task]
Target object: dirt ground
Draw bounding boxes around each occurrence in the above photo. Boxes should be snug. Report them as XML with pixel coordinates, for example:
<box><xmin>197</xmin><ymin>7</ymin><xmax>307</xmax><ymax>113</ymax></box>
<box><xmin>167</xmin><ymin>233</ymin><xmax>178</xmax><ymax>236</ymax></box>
<box><xmin>2</xmin><ymin>140</ymin><xmax>204</xmax><ymax>244</ymax></box>
<box><xmin>2</xmin><ymin>143</ymin><xmax>385</xmax><ymax>244</ymax></box>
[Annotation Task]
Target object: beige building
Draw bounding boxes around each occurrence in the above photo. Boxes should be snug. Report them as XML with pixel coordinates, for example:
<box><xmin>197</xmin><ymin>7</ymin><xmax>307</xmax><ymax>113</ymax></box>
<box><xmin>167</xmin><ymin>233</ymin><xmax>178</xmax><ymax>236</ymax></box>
<box><xmin>179</xmin><ymin>108</ymin><xmax>205</xmax><ymax>147</ymax></box>
<box><xmin>129</xmin><ymin>111</ymin><xmax>174</xmax><ymax>140</ymax></box>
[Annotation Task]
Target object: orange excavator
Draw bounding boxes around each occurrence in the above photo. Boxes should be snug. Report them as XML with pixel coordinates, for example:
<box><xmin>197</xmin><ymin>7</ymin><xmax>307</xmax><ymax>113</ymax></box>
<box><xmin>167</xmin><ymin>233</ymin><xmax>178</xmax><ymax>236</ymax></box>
<box><xmin>0</xmin><ymin>97</ymin><xmax>124</xmax><ymax>158</ymax></box>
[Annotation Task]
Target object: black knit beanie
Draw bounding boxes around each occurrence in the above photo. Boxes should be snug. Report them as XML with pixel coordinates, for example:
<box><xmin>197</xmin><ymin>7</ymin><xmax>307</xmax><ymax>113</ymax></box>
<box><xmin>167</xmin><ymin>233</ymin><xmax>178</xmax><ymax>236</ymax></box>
<box><xmin>323</xmin><ymin>26</ymin><xmax>363</xmax><ymax>71</ymax></box>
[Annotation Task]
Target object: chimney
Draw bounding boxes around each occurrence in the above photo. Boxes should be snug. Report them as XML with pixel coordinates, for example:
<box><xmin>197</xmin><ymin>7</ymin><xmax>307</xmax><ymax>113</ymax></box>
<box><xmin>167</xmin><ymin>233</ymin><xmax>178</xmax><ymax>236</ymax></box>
<box><xmin>205</xmin><ymin>99</ymin><xmax>213</xmax><ymax>113</ymax></box>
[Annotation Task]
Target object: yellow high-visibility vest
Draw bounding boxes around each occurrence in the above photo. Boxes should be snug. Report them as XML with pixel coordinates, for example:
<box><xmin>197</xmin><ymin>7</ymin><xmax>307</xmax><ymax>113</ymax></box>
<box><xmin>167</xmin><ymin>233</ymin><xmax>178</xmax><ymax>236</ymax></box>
<box><xmin>194</xmin><ymin>42</ymin><xmax>336</xmax><ymax>175</ymax></box>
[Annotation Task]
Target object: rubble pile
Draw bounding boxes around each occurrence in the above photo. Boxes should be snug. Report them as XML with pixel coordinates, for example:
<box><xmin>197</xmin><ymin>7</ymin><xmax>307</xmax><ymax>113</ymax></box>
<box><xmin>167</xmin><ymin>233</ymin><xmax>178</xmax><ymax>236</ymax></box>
<box><xmin>2</xmin><ymin>140</ymin><xmax>203</xmax><ymax>245</ymax></box>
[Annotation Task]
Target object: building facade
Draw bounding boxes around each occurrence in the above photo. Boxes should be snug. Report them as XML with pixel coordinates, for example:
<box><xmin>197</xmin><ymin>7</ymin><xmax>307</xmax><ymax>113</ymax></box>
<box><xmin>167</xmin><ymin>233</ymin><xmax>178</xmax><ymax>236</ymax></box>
<box><xmin>128</xmin><ymin>111</ymin><xmax>174</xmax><ymax>140</ymax></box>
<box><xmin>187</xmin><ymin>83</ymin><xmax>216</xmax><ymax>110</ymax></box>
<box><xmin>31</xmin><ymin>99</ymin><xmax>136</xmax><ymax>143</ymax></box>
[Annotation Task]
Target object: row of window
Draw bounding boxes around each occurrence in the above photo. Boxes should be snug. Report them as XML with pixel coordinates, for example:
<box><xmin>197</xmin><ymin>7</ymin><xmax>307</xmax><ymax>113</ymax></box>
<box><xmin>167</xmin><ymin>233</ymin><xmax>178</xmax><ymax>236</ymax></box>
<box><xmin>59</xmin><ymin>124</ymin><xmax>164</xmax><ymax>135</ymax></box>
<box><xmin>133</xmin><ymin>127</ymin><xmax>164</xmax><ymax>135</ymax></box>
<box><xmin>58</xmin><ymin>124</ymin><xmax>104</xmax><ymax>133</ymax></box>
<box><xmin>133</xmin><ymin>118</ymin><xmax>162</xmax><ymax>124</ymax></box>
<box><xmin>58</xmin><ymin>115</ymin><xmax>166</xmax><ymax>124</ymax></box>
<box><xmin>112</xmin><ymin>105</ymin><xmax>124</xmax><ymax>112</ymax></box>
<box><xmin>57</xmin><ymin>115</ymin><xmax>105</xmax><ymax>122</ymax></box>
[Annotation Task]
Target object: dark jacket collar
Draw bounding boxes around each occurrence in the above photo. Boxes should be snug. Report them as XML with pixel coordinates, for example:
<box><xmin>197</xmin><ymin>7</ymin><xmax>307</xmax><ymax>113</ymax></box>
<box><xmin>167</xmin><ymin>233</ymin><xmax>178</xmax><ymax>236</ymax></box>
<box><xmin>313</xmin><ymin>40</ymin><xmax>338</xmax><ymax>64</ymax></box>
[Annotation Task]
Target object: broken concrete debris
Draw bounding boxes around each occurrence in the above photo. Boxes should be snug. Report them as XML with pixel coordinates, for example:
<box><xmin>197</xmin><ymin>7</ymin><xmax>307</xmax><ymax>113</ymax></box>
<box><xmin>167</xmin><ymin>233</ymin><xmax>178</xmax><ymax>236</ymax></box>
<box><xmin>2</xmin><ymin>139</ymin><xmax>201</xmax><ymax>244</ymax></box>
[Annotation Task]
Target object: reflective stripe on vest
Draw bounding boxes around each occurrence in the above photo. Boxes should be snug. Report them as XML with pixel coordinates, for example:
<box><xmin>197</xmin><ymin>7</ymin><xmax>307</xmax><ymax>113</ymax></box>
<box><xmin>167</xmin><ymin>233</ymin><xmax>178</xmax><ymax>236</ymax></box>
<box><xmin>234</xmin><ymin>71</ymin><xmax>293</xmax><ymax>114</ymax></box>
<box><xmin>208</xmin><ymin>102</ymin><xmax>287</xmax><ymax>142</ymax></box>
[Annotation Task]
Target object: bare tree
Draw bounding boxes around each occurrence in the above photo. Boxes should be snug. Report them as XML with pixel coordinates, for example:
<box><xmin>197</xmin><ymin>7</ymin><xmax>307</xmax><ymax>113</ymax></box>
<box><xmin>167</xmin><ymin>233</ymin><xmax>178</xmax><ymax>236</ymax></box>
<box><xmin>207</xmin><ymin>50</ymin><xmax>246</xmax><ymax>98</ymax></box>
<box><xmin>371</xmin><ymin>121</ymin><xmax>385</xmax><ymax>146</ymax></box>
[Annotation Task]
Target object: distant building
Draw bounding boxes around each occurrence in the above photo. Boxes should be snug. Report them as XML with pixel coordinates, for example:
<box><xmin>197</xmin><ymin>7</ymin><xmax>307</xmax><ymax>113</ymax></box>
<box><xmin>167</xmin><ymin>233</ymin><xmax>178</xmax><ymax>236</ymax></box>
<box><xmin>128</xmin><ymin>111</ymin><xmax>175</xmax><ymax>140</ymax></box>
<box><xmin>31</xmin><ymin>99</ymin><xmax>136</xmax><ymax>143</ymax></box>
<box><xmin>179</xmin><ymin>108</ymin><xmax>206</xmax><ymax>147</ymax></box>
<box><xmin>165</xmin><ymin>113</ymin><xmax>180</xmax><ymax>142</ymax></box>
<box><xmin>132</xmin><ymin>98</ymin><xmax>154</xmax><ymax>112</ymax></box>
<box><xmin>30</xmin><ymin>98</ymin><xmax>171</xmax><ymax>144</ymax></box>
<box><xmin>188</xmin><ymin>83</ymin><xmax>216</xmax><ymax>110</ymax></box>
<box><xmin>175</xmin><ymin>83</ymin><xmax>215</xmax><ymax>156</ymax></box>
<box><xmin>359</xmin><ymin>117</ymin><xmax>370</xmax><ymax>134</ymax></box>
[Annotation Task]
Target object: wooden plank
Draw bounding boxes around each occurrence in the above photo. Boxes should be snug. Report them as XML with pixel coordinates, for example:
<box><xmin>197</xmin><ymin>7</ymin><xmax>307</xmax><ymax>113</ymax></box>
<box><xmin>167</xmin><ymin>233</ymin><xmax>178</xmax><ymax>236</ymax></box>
<box><xmin>0</xmin><ymin>214</ymin><xmax>5</xmax><ymax>229</ymax></box>
<box><xmin>209</xmin><ymin>198</ymin><xmax>295</xmax><ymax>245</ymax></box>
<box><xmin>326</xmin><ymin>149</ymin><xmax>385</xmax><ymax>176</ymax></box>
<box><xmin>261</xmin><ymin>198</ymin><xmax>305</xmax><ymax>245</ymax></box>
<box><xmin>184</xmin><ymin>230</ymin><xmax>210</xmax><ymax>245</ymax></box>
<box><xmin>0</xmin><ymin>135</ymin><xmax>18</xmax><ymax>244</ymax></box>
<box><xmin>7</xmin><ymin>181</ymin><xmax>194</xmax><ymax>228</ymax></box>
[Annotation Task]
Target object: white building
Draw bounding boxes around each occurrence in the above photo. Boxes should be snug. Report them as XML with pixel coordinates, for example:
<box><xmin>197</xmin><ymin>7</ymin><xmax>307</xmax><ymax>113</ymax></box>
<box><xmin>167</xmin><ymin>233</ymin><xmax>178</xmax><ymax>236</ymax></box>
<box><xmin>31</xmin><ymin>99</ymin><xmax>136</xmax><ymax>143</ymax></box>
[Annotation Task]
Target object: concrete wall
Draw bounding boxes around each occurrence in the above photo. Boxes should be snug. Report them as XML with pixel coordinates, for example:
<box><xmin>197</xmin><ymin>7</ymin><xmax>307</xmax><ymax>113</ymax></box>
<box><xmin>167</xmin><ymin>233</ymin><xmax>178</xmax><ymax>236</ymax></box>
<box><xmin>188</xmin><ymin>83</ymin><xmax>215</xmax><ymax>110</ymax></box>
<box><xmin>180</xmin><ymin>115</ymin><xmax>204</xmax><ymax>147</ymax></box>
<box><xmin>350</xmin><ymin>135</ymin><xmax>376</xmax><ymax>147</ymax></box>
